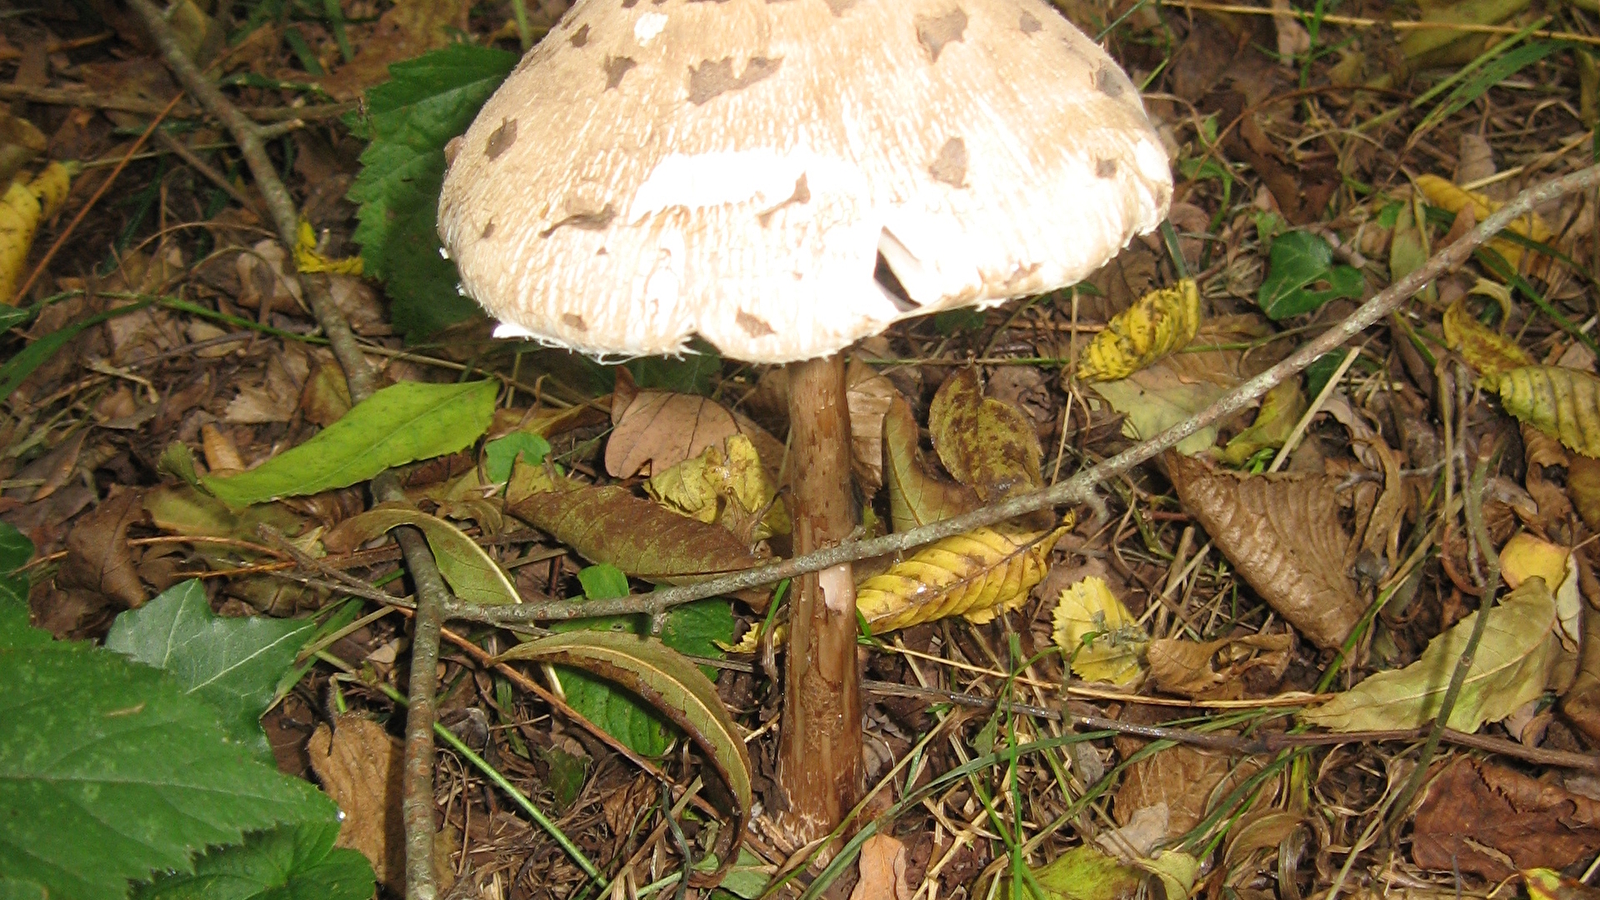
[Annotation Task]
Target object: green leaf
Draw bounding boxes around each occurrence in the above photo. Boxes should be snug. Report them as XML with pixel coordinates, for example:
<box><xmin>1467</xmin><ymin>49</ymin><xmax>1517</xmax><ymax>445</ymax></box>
<box><xmin>1257</xmin><ymin>231</ymin><xmax>1364</xmax><ymax>320</ymax></box>
<box><xmin>0</xmin><ymin>524</ymin><xmax>43</xmax><ymax>650</ymax></box>
<box><xmin>106</xmin><ymin>580</ymin><xmax>314</xmax><ymax>759</ymax></box>
<box><xmin>496</xmin><ymin>630</ymin><xmax>751</xmax><ymax>885</ymax></box>
<box><xmin>577</xmin><ymin>563</ymin><xmax>630</xmax><ymax>601</ymax></box>
<box><xmin>0</xmin><ymin>642</ymin><xmax>333</xmax><ymax>900</ymax></box>
<box><xmin>202</xmin><ymin>380</ymin><xmax>497</xmax><ymax>506</ymax></box>
<box><xmin>549</xmin><ymin>598</ymin><xmax>734</xmax><ymax>757</ymax></box>
<box><xmin>329</xmin><ymin>506</ymin><xmax>520</xmax><ymax>605</ymax></box>
<box><xmin>0</xmin><ymin>306</ymin><xmax>31</xmax><ymax>332</ymax></box>
<box><xmin>132</xmin><ymin>820</ymin><xmax>374</xmax><ymax>900</ymax></box>
<box><xmin>348</xmin><ymin>43</ymin><xmax>517</xmax><ymax>340</ymax></box>
<box><xmin>484</xmin><ymin>432</ymin><xmax>551</xmax><ymax>484</ymax></box>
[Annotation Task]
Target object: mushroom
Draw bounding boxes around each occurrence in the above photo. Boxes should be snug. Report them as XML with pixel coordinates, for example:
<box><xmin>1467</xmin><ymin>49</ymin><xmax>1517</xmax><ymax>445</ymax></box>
<box><xmin>438</xmin><ymin>0</ymin><xmax>1171</xmax><ymax>842</ymax></box>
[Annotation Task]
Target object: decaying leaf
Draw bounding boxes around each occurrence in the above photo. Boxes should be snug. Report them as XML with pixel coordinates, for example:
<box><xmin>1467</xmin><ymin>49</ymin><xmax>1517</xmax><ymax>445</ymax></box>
<box><xmin>1412</xmin><ymin>757</ymin><xmax>1600</xmax><ymax>879</ymax></box>
<box><xmin>1218</xmin><ymin>379</ymin><xmax>1307</xmax><ymax>466</ymax></box>
<box><xmin>1486</xmin><ymin>366</ymin><xmax>1600</xmax><ymax>458</ymax></box>
<box><xmin>1146</xmin><ymin>633</ymin><xmax>1292</xmax><ymax>700</ymax></box>
<box><xmin>883</xmin><ymin>393</ymin><xmax>980</xmax><ymax>533</ymax></box>
<box><xmin>509</xmin><ymin>463</ymin><xmax>766</xmax><ymax>584</ymax></box>
<box><xmin>850</xmin><ymin>834</ymin><xmax>912</xmax><ymax>900</ymax></box>
<box><xmin>856</xmin><ymin>523</ymin><xmax>1068</xmax><ymax>634</ymax></box>
<box><xmin>1415</xmin><ymin>173</ymin><xmax>1553</xmax><ymax>273</ymax></box>
<box><xmin>1114</xmin><ymin>742</ymin><xmax>1263</xmax><ymax>840</ymax></box>
<box><xmin>1051</xmin><ymin>576</ymin><xmax>1147</xmax><ymax>686</ymax></box>
<box><xmin>1301</xmin><ymin>577</ymin><xmax>1559</xmax><ymax>732</ymax></box>
<box><xmin>1442</xmin><ymin>296</ymin><xmax>1531</xmax><ymax>377</ymax></box>
<box><xmin>1</xmin><ymin>160</ymin><xmax>73</xmax><ymax>305</ymax></box>
<box><xmin>496</xmin><ymin>630</ymin><xmax>752</xmax><ymax>888</ymax></box>
<box><xmin>1569</xmin><ymin>455</ymin><xmax>1600</xmax><ymax>532</ymax></box>
<box><xmin>1021</xmin><ymin>844</ymin><xmax>1145</xmax><ymax>900</ymax></box>
<box><xmin>325</xmin><ymin>504</ymin><xmax>519</xmax><ymax>605</ymax></box>
<box><xmin>847</xmin><ymin>358</ymin><xmax>897</xmax><ymax>497</ymax></box>
<box><xmin>929</xmin><ymin>368</ymin><xmax>1044</xmax><ymax>503</ymax></box>
<box><xmin>645</xmin><ymin>434</ymin><xmax>789</xmax><ymax>542</ymax></box>
<box><xmin>308</xmin><ymin>716</ymin><xmax>405</xmax><ymax>893</ymax></box>
<box><xmin>1075</xmin><ymin>279</ymin><xmax>1201</xmax><ymax>383</ymax></box>
<box><xmin>1499</xmin><ymin>532</ymin><xmax>1582</xmax><ymax>654</ymax></box>
<box><xmin>1166</xmin><ymin>451</ymin><xmax>1363</xmax><ymax>649</ymax></box>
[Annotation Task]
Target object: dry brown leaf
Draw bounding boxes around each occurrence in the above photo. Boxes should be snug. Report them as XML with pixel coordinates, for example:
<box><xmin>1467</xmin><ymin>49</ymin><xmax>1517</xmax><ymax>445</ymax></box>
<box><xmin>1146</xmin><ymin>633</ymin><xmax>1292</xmax><ymax>700</ymax></box>
<box><xmin>1568</xmin><ymin>455</ymin><xmax>1600</xmax><ymax>532</ymax></box>
<box><xmin>318</xmin><ymin>0</ymin><xmax>471</xmax><ymax>100</ymax></box>
<box><xmin>847</xmin><ymin>357</ymin><xmax>896</xmax><ymax>497</ymax></box>
<box><xmin>308</xmin><ymin>715</ymin><xmax>406</xmax><ymax>894</ymax></box>
<box><xmin>508</xmin><ymin>465</ymin><xmax>767</xmax><ymax>585</ymax></box>
<box><xmin>850</xmin><ymin>834</ymin><xmax>912</xmax><ymax>900</ymax></box>
<box><xmin>1412</xmin><ymin>758</ymin><xmax>1600</xmax><ymax>880</ymax></box>
<box><xmin>1166</xmin><ymin>451</ymin><xmax>1363</xmax><ymax>649</ymax></box>
<box><xmin>58</xmin><ymin>488</ymin><xmax>148</xmax><ymax>609</ymax></box>
<box><xmin>883</xmin><ymin>393</ymin><xmax>979</xmax><ymax>533</ymax></box>
<box><xmin>606</xmin><ymin>389</ymin><xmax>743</xmax><ymax>479</ymax></box>
<box><xmin>1114</xmin><ymin>743</ymin><xmax>1261</xmax><ymax>840</ymax></box>
<box><xmin>1560</xmin><ymin>585</ymin><xmax>1600</xmax><ymax>745</ymax></box>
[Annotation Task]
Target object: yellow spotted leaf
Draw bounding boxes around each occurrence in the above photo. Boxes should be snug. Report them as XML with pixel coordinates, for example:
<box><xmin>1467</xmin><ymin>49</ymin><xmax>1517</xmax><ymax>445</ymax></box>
<box><xmin>294</xmin><ymin>217</ymin><xmax>364</xmax><ymax>275</ymax></box>
<box><xmin>1415</xmin><ymin>174</ymin><xmax>1553</xmax><ymax>273</ymax></box>
<box><xmin>883</xmin><ymin>393</ymin><xmax>979</xmax><ymax>533</ymax></box>
<box><xmin>645</xmin><ymin>434</ymin><xmax>788</xmax><ymax>542</ymax></box>
<box><xmin>1050</xmin><ymin>576</ymin><xmax>1147</xmax><ymax>686</ymax></box>
<box><xmin>1484</xmin><ymin>366</ymin><xmax>1600</xmax><ymax>457</ymax></box>
<box><xmin>0</xmin><ymin>160</ymin><xmax>74</xmax><ymax>304</ymax></box>
<box><xmin>856</xmin><ymin>523</ymin><xmax>1068</xmax><ymax>634</ymax></box>
<box><xmin>1075</xmin><ymin>279</ymin><xmax>1201</xmax><ymax>383</ymax></box>
<box><xmin>1442</xmin><ymin>297</ymin><xmax>1530</xmax><ymax>377</ymax></box>
<box><xmin>928</xmin><ymin>368</ymin><xmax>1044</xmax><ymax>503</ymax></box>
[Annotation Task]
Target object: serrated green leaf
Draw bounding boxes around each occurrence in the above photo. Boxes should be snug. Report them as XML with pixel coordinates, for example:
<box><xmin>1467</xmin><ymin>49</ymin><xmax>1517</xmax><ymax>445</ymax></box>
<box><xmin>1258</xmin><ymin>231</ymin><xmax>1365</xmax><ymax>320</ymax></box>
<box><xmin>497</xmin><ymin>630</ymin><xmax>751</xmax><ymax>885</ymax></box>
<box><xmin>132</xmin><ymin>819</ymin><xmax>374</xmax><ymax>900</ymax></box>
<box><xmin>202</xmin><ymin>380</ymin><xmax>496</xmax><ymax>506</ymax></box>
<box><xmin>106</xmin><ymin>580</ymin><xmax>313</xmax><ymax>759</ymax></box>
<box><xmin>330</xmin><ymin>505</ymin><xmax>519</xmax><ymax>605</ymax></box>
<box><xmin>348</xmin><ymin>43</ymin><xmax>516</xmax><ymax>339</ymax></box>
<box><xmin>0</xmin><ymin>644</ymin><xmax>332</xmax><ymax>900</ymax></box>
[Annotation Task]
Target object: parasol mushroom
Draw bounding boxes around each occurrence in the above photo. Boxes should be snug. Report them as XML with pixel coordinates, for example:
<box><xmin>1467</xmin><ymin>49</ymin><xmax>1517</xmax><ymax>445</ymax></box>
<box><xmin>437</xmin><ymin>0</ymin><xmax>1171</xmax><ymax>842</ymax></box>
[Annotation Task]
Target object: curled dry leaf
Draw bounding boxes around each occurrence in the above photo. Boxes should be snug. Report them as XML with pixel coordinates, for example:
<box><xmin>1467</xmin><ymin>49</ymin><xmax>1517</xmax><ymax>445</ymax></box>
<box><xmin>1146</xmin><ymin>633</ymin><xmax>1292</xmax><ymax>700</ymax></box>
<box><xmin>308</xmin><ymin>716</ymin><xmax>405</xmax><ymax>893</ymax></box>
<box><xmin>1442</xmin><ymin>297</ymin><xmax>1531</xmax><ymax>377</ymax></box>
<box><xmin>1075</xmin><ymin>279</ymin><xmax>1201</xmax><ymax>383</ymax></box>
<box><xmin>856</xmin><ymin>523</ymin><xmax>1068</xmax><ymax>634</ymax></box>
<box><xmin>1051</xmin><ymin>576</ymin><xmax>1147</xmax><ymax>686</ymax></box>
<box><xmin>606</xmin><ymin>389</ymin><xmax>744</xmax><ymax>479</ymax></box>
<box><xmin>495</xmin><ymin>630</ymin><xmax>752</xmax><ymax>888</ymax></box>
<box><xmin>847</xmin><ymin>357</ymin><xmax>896</xmax><ymax>497</ymax></box>
<box><xmin>850</xmin><ymin>834</ymin><xmax>912</xmax><ymax>900</ymax></box>
<box><xmin>1301</xmin><ymin>577</ymin><xmax>1560</xmax><ymax>733</ymax></box>
<box><xmin>509</xmin><ymin>464</ymin><xmax>766</xmax><ymax>584</ymax></box>
<box><xmin>1166</xmin><ymin>451</ymin><xmax>1363</xmax><ymax>649</ymax></box>
<box><xmin>928</xmin><ymin>368</ymin><xmax>1044</xmax><ymax>503</ymax></box>
<box><xmin>1412</xmin><ymin>757</ymin><xmax>1600</xmax><ymax>880</ymax></box>
<box><xmin>1487</xmin><ymin>366</ymin><xmax>1600</xmax><ymax>458</ymax></box>
<box><xmin>883</xmin><ymin>393</ymin><xmax>979</xmax><ymax>533</ymax></box>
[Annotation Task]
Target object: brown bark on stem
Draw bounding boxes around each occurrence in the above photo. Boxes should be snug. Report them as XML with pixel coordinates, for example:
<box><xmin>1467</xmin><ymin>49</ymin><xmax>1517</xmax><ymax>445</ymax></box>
<box><xmin>777</xmin><ymin>353</ymin><xmax>863</xmax><ymax>842</ymax></box>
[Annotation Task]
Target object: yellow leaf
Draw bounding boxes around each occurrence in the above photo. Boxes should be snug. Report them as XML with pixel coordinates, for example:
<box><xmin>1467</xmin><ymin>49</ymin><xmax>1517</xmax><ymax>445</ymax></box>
<box><xmin>645</xmin><ymin>434</ymin><xmax>789</xmax><ymax>541</ymax></box>
<box><xmin>1050</xmin><ymin>576</ymin><xmax>1147</xmax><ymax>686</ymax></box>
<box><xmin>0</xmin><ymin>161</ymin><xmax>75</xmax><ymax>305</ymax></box>
<box><xmin>1076</xmin><ymin>279</ymin><xmax>1201</xmax><ymax>383</ymax></box>
<box><xmin>856</xmin><ymin>522</ymin><xmax>1069</xmax><ymax>634</ymax></box>
<box><xmin>295</xmin><ymin>216</ymin><xmax>364</xmax><ymax>275</ymax></box>
<box><xmin>1485</xmin><ymin>366</ymin><xmax>1600</xmax><ymax>458</ymax></box>
<box><xmin>1415</xmin><ymin>173</ymin><xmax>1552</xmax><ymax>274</ymax></box>
<box><xmin>1442</xmin><ymin>296</ymin><xmax>1531</xmax><ymax>377</ymax></box>
<box><xmin>1219</xmin><ymin>378</ymin><xmax>1307</xmax><ymax>466</ymax></box>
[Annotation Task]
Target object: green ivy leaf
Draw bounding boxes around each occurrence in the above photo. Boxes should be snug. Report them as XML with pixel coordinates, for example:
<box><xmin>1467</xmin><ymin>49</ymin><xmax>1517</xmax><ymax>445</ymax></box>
<box><xmin>132</xmin><ymin>820</ymin><xmax>374</xmax><ymax>900</ymax></box>
<box><xmin>106</xmin><ymin>580</ymin><xmax>313</xmax><ymax>760</ymax></box>
<box><xmin>202</xmin><ymin>380</ymin><xmax>497</xmax><ymax>507</ymax></box>
<box><xmin>0</xmin><ymin>638</ymin><xmax>332</xmax><ymax>900</ymax></box>
<box><xmin>348</xmin><ymin>43</ymin><xmax>517</xmax><ymax>340</ymax></box>
<box><xmin>485</xmin><ymin>432</ymin><xmax>552</xmax><ymax>485</ymax></box>
<box><xmin>1257</xmin><ymin>231</ymin><xmax>1364</xmax><ymax>320</ymax></box>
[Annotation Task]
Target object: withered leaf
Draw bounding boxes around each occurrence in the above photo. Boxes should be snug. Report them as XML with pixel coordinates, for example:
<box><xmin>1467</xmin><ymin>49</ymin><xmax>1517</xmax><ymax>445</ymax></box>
<box><xmin>325</xmin><ymin>505</ymin><xmax>520</xmax><ymax>606</ymax></box>
<box><xmin>509</xmin><ymin>468</ymin><xmax>765</xmax><ymax>582</ymax></box>
<box><xmin>1114</xmin><ymin>743</ymin><xmax>1262</xmax><ymax>840</ymax></box>
<box><xmin>60</xmin><ymin>488</ymin><xmax>148</xmax><ymax>608</ymax></box>
<box><xmin>308</xmin><ymin>716</ymin><xmax>405</xmax><ymax>893</ymax></box>
<box><xmin>1414</xmin><ymin>174</ymin><xmax>1553</xmax><ymax>274</ymax></box>
<box><xmin>1442</xmin><ymin>296</ymin><xmax>1531</xmax><ymax>377</ymax></box>
<box><xmin>846</xmin><ymin>357</ymin><xmax>896</xmax><ymax>497</ymax></box>
<box><xmin>1075</xmin><ymin>279</ymin><xmax>1201</xmax><ymax>383</ymax></box>
<box><xmin>1166</xmin><ymin>451</ymin><xmax>1362</xmax><ymax>649</ymax></box>
<box><xmin>606</xmin><ymin>389</ymin><xmax>743</xmax><ymax>479</ymax></box>
<box><xmin>928</xmin><ymin>368</ymin><xmax>1043</xmax><ymax>502</ymax></box>
<box><xmin>1412</xmin><ymin>758</ymin><xmax>1600</xmax><ymax>879</ymax></box>
<box><xmin>1146</xmin><ymin>633</ymin><xmax>1292</xmax><ymax>700</ymax></box>
<box><xmin>855</xmin><ymin>523</ymin><xmax>1066</xmax><ymax>634</ymax></box>
<box><xmin>883</xmin><ymin>394</ymin><xmax>979</xmax><ymax>533</ymax></box>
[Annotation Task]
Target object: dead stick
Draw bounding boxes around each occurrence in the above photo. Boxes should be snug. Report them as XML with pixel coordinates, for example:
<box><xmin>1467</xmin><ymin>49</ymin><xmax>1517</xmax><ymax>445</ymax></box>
<box><xmin>125</xmin><ymin>4</ymin><xmax>454</xmax><ymax>897</ymax></box>
<box><xmin>445</xmin><ymin>162</ymin><xmax>1600</xmax><ymax>629</ymax></box>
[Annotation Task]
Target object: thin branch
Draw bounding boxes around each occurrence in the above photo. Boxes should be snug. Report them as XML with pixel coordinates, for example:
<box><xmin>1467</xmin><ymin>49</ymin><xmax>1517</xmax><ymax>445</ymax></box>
<box><xmin>445</xmin><ymin>162</ymin><xmax>1600</xmax><ymax>629</ymax></box>
<box><xmin>126</xmin><ymin>4</ymin><xmax>453</xmax><ymax>897</ymax></box>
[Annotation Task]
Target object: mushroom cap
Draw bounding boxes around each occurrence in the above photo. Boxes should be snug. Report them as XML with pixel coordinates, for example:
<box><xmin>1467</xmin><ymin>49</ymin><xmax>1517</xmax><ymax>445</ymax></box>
<box><xmin>437</xmin><ymin>0</ymin><xmax>1173</xmax><ymax>364</ymax></box>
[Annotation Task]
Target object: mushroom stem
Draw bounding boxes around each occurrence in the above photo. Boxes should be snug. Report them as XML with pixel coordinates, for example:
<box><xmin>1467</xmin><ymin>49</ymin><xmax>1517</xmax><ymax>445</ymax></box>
<box><xmin>778</xmin><ymin>353</ymin><xmax>863</xmax><ymax>841</ymax></box>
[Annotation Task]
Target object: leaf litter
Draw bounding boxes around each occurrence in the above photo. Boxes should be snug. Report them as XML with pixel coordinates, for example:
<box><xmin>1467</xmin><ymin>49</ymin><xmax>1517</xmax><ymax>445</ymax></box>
<box><xmin>3</xmin><ymin>1</ymin><xmax>1600</xmax><ymax>897</ymax></box>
